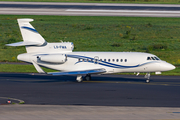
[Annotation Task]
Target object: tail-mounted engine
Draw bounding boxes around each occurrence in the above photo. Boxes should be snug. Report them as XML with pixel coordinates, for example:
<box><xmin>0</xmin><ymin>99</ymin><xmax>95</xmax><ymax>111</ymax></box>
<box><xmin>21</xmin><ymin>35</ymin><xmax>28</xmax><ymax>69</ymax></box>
<box><xmin>38</xmin><ymin>54</ymin><xmax>67</xmax><ymax>64</ymax></box>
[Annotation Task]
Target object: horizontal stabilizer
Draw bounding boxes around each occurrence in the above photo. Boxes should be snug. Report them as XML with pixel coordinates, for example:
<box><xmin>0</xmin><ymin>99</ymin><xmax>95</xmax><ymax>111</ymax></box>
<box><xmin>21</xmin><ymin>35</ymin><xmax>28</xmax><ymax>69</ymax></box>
<box><xmin>48</xmin><ymin>69</ymin><xmax>106</xmax><ymax>76</ymax></box>
<box><xmin>6</xmin><ymin>41</ymin><xmax>43</xmax><ymax>46</ymax></box>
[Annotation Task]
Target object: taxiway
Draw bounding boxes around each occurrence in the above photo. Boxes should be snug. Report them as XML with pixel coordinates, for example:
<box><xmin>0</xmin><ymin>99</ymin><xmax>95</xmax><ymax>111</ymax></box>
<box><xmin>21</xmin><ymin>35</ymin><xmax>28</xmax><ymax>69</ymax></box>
<box><xmin>1</xmin><ymin>2</ymin><xmax>180</xmax><ymax>17</ymax></box>
<box><xmin>0</xmin><ymin>73</ymin><xmax>179</xmax><ymax>107</ymax></box>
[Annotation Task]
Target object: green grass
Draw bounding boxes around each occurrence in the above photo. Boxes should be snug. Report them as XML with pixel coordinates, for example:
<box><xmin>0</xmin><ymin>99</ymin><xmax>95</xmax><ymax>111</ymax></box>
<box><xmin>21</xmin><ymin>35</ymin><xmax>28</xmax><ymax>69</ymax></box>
<box><xmin>1</xmin><ymin>0</ymin><xmax>180</xmax><ymax>4</ymax></box>
<box><xmin>0</xmin><ymin>64</ymin><xmax>57</xmax><ymax>72</ymax></box>
<box><xmin>0</xmin><ymin>15</ymin><xmax>180</xmax><ymax>74</ymax></box>
<box><xmin>0</xmin><ymin>64</ymin><xmax>37</xmax><ymax>72</ymax></box>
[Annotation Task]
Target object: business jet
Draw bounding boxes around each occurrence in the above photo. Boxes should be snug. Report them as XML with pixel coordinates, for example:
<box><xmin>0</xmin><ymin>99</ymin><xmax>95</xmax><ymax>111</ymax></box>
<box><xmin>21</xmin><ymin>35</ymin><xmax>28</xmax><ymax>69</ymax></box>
<box><xmin>7</xmin><ymin>19</ymin><xmax>175</xmax><ymax>83</ymax></box>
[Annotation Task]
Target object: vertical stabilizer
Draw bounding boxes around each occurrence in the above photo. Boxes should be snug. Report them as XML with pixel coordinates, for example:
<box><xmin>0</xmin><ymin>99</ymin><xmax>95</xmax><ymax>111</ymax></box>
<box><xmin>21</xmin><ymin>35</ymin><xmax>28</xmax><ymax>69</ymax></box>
<box><xmin>17</xmin><ymin>19</ymin><xmax>46</xmax><ymax>53</ymax></box>
<box><xmin>7</xmin><ymin>19</ymin><xmax>73</xmax><ymax>54</ymax></box>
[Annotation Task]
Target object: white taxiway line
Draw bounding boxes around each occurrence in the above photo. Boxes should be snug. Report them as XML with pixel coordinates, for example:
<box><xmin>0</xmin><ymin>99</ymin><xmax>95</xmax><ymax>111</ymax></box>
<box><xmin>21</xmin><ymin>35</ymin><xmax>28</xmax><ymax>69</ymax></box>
<box><xmin>66</xmin><ymin>9</ymin><xmax>180</xmax><ymax>13</ymax></box>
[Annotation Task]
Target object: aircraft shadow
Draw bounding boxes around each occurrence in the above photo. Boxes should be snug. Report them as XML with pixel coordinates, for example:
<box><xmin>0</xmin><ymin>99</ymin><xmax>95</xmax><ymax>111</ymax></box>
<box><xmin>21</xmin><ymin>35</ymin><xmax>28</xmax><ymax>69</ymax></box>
<box><xmin>0</xmin><ymin>73</ymin><xmax>146</xmax><ymax>83</ymax></box>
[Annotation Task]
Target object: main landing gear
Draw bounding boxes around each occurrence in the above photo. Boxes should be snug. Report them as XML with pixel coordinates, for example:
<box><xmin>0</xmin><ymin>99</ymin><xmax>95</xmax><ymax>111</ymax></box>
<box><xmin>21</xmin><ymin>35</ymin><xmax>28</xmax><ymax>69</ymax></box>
<box><xmin>84</xmin><ymin>74</ymin><xmax>91</xmax><ymax>81</ymax></box>
<box><xmin>145</xmin><ymin>72</ymin><xmax>150</xmax><ymax>83</ymax></box>
<box><xmin>76</xmin><ymin>74</ymin><xmax>91</xmax><ymax>82</ymax></box>
<box><xmin>76</xmin><ymin>75</ymin><xmax>83</xmax><ymax>83</ymax></box>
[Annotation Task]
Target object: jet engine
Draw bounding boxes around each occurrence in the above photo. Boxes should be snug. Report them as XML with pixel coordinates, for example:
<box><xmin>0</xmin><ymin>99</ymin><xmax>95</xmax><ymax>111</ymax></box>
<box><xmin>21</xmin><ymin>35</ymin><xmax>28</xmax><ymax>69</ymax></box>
<box><xmin>39</xmin><ymin>54</ymin><xmax>67</xmax><ymax>64</ymax></box>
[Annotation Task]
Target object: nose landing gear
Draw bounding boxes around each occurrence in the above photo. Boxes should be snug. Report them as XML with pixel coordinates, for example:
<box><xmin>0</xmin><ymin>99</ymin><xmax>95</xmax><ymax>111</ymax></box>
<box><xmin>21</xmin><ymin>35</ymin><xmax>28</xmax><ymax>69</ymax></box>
<box><xmin>145</xmin><ymin>73</ymin><xmax>150</xmax><ymax>83</ymax></box>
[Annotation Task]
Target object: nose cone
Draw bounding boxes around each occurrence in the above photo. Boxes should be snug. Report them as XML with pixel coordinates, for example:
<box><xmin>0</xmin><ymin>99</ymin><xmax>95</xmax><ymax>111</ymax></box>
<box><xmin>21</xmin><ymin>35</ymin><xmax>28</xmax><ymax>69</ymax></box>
<box><xmin>159</xmin><ymin>62</ymin><xmax>176</xmax><ymax>71</ymax></box>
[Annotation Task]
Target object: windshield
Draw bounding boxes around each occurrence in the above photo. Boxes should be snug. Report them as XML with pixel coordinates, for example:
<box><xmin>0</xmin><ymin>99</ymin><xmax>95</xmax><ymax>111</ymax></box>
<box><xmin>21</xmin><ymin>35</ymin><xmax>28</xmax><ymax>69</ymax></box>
<box><xmin>147</xmin><ymin>56</ymin><xmax>160</xmax><ymax>60</ymax></box>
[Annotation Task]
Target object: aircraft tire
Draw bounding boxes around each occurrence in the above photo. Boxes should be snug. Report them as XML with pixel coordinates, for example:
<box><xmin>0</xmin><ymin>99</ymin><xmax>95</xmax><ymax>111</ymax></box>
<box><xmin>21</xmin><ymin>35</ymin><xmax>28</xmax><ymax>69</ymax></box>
<box><xmin>84</xmin><ymin>74</ymin><xmax>91</xmax><ymax>81</ymax></box>
<box><xmin>146</xmin><ymin>79</ymin><xmax>150</xmax><ymax>83</ymax></box>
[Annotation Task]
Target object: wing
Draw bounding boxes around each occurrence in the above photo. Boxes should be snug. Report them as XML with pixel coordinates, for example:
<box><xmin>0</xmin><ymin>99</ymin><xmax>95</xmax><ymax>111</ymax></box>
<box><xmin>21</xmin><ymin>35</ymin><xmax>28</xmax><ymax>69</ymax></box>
<box><xmin>48</xmin><ymin>69</ymin><xmax>106</xmax><ymax>76</ymax></box>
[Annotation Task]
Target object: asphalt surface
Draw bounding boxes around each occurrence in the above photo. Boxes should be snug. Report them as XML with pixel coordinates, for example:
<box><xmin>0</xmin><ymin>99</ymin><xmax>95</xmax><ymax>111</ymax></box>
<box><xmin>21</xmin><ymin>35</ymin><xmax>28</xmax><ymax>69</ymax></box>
<box><xmin>1</xmin><ymin>2</ymin><xmax>180</xmax><ymax>10</ymax></box>
<box><xmin>1</xmin><ymin>105</ymin><xmax>180</xmax><ymax>120</ymax></box>
<box><xmin>0</xmin><ymin>73</ymin><xmax>180</xmax><ymax>107</ymax></box>
<box><xmin>1</xmin><ymin>2</ymin><xmax>180</xmax><ymax>17</ymax></box>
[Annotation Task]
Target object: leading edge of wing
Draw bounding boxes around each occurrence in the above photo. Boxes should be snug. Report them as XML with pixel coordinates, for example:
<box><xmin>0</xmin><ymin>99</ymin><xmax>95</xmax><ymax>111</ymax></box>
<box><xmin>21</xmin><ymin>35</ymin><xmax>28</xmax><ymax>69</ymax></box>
<box><xmin>48</xmin><ymin>69</ymin><xmax>106</xmax><ymax>76</ymax></box>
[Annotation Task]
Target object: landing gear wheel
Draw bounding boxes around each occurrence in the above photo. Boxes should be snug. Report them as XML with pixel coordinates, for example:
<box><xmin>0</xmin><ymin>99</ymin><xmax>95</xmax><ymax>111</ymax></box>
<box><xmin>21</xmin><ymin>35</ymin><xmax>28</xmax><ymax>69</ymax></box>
<box><xmin>146</xmin><ymin>79</ymin><xmax>150</xmax><ymax>83</ymax></box>
<box><xmin>76</xmin><ymin>75</ymin><xmax>83</xmax><ymax>83</ymax></box>
<box><xmin>84</xmin><ymin>74</ymin><xmax>91</xmax><ymax>81</ymax></box>
<box><xmin>145</xmin><ymin>73</ymin><xmax>150</xmax><ymax>83</ymax></box>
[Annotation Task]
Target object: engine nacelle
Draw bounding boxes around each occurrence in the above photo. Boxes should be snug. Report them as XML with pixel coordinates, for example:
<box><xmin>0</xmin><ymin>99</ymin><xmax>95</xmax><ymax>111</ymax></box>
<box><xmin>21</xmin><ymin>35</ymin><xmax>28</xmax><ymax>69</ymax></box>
<box><xmin>39</xmin><ymin>54</ymin><xmax>67</xmax><ymax>64</ymax></box>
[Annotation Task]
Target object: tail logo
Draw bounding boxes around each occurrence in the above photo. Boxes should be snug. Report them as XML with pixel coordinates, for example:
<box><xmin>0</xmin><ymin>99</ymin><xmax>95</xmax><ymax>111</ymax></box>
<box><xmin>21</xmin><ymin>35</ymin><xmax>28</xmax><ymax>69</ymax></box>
<box><xmin>21</xmin><ymin>26</ymin><xmax>38</xmax><ymax>33</ymax></box>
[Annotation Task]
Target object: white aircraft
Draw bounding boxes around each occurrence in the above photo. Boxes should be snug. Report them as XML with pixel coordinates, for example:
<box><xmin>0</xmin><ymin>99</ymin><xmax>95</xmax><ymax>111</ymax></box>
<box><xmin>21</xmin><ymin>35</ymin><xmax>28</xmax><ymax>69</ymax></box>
<box><xmin>7</xmin><ymin>18</ymin><xmax>175</xmax><ymax>83</ymax></box>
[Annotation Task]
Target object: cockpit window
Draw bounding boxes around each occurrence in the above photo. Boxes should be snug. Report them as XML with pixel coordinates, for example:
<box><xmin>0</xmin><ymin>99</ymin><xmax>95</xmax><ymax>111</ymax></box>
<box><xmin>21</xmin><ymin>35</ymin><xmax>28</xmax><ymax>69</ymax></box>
<box><xmin>147</xmin><ymin>56</ymin><xmax>160</xmax><ymax>60</ymax></box>
<box><xmin>151</xmin><ymin>57</ymin><xmax>155</xmax><ymax>60</ymax></box>
<box><xmin>154</xmin><ymin>57</ymin><xmax>160</xmax><ymax>60</ymax></box>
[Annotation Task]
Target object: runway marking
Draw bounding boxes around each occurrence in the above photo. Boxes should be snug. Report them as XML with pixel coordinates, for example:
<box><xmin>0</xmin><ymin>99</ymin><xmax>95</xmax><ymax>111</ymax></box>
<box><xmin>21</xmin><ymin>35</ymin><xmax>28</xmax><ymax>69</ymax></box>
<box><xmin>66</xmin><ymin>9</ymin><xmax>180</xmax><ymax>13</ymax></box>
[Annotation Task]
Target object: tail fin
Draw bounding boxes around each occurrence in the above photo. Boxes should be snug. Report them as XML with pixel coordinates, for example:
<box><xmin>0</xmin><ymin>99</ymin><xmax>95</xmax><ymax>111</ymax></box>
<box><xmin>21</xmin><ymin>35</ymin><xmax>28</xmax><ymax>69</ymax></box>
<box><xmin>17</xmin><ymin>18</ymin><xmax>46</xmax><ymax>45</ymax></box>
<box><xmin>6</xmin><ymin>18</ymin><xmax>47</xmax><ymax>53</ymax></box>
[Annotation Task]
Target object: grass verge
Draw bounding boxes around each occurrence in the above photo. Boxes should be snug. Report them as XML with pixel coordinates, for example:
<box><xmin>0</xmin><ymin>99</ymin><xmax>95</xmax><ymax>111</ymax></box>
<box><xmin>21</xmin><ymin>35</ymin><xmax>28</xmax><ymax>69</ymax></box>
<box><xmin>0</xmin><ymin>64</ymin><xmax>57</xmax><ymax>73</ymax></box>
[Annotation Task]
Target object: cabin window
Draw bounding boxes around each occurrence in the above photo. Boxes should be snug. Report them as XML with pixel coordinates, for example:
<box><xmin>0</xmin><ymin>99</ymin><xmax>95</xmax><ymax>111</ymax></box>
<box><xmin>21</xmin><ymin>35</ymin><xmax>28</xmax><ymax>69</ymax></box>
<box><xmin>108</xmin><ymin>59</ymin><xmax>110</xmax><ymax>62</ymax></box>
<box><xmin>121</xmin><ymin>59</ymin><xmax>123</xmax><ymax>62</ymax></box>
<box><xmin>100</xmin><ymin>59</ymin><xmax>102</xmax><ymax>62</ymax></box>
<box><xmin>104</xmin><ymin>59</ymin><xmax>106</xmax><ymax>62</ymax></box>
<box><xmin>125</xmin><ymin>59</ymin><xmax>127</xmax><ymax>62</ymax></box>
<box><xmin>78</xmin><ymin>58</ymin><xmax>81</xmax><ymax>62</ymax></box>
<box><xmin>116</xmin><ymin>59</ymin><xmax>119</xmax><ymax>62</ymax></box>
<box><xmin>112</xmin><ymin>59</ymin><xmax>115</xmax><ymax>62</ymax></box>
<box><xmin>147</xmin><ymin>57</ymin><xmax>151</xmax><ymax>60</ymax></box>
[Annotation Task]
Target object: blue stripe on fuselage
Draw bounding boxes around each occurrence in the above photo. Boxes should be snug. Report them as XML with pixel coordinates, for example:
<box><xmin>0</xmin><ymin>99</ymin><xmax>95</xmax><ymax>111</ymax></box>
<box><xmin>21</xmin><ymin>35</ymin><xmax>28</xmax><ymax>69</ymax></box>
<box><xmin>67</xmin><ymin>54</ymin><xmax>154</xmax><ymax>69</ymax></box>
